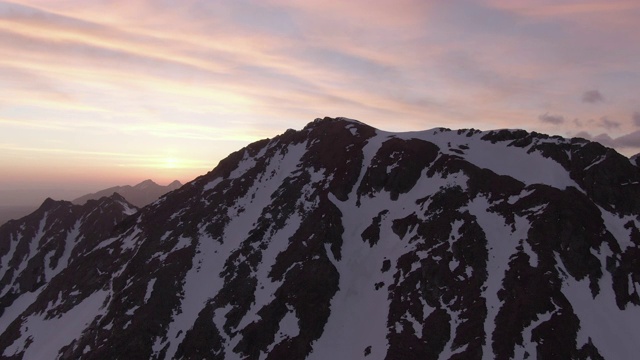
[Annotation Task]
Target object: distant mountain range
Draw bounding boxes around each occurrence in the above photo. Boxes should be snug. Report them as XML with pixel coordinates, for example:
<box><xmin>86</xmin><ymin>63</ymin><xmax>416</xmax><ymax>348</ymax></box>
<box><xmin>0</xmin><ymin>180</ymin><xmax>181</xmax><ymax>226</ymax></box>
<box><xmin>2</xmin><ymin>117</ymin><xmax>640</xmax><ymax>359</ymax></box>
<box><xmin>72</xmin><ymin>179</ymin><xmax>183</xmax><ymax>208</ymax></box>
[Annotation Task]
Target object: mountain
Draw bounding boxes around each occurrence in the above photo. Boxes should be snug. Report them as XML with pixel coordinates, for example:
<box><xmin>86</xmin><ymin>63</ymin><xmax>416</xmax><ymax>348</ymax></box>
<box><xmin>72</xmin><ymin>179</ymin><xmax>183</xmax><ymax>208</ymax></box>
<box><xmin>0</xmin><ymin>180</ymin><xmax>180</xmax><ymax>227</ymax></box>
<box><xmin>0</xmin><ymin>194</ymin><xmax>137</xmax><ymax>335</ymax></box>
<box><xmin>2</xmin><ymin>117</ymin><xmax>640</xmax><ymax>359</ymax></box>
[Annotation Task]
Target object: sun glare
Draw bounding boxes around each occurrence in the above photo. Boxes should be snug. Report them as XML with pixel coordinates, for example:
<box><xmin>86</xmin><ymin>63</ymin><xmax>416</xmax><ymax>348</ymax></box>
<box><xmin>163</xmin><ymin>157</ymin><xmax>179</xmax><ymax>169</ymax></box>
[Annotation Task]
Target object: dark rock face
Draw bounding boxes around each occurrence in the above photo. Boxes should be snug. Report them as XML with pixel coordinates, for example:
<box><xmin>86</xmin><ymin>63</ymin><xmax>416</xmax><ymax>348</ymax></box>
<box><xmin>1</xmin><ymin>117</ymin><xmax>640</xmax><ymax>359</ymax></box>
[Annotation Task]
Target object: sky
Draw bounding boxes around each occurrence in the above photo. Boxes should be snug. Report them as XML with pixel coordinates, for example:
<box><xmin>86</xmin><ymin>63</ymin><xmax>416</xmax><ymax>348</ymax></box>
<box><xmin>1</xmin><ymin>0</ymin><xmax>639</xmax><ymax>205</ymax></box>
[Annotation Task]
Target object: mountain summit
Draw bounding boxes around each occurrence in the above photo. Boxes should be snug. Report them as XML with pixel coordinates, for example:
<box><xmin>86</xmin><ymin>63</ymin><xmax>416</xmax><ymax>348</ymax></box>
<box><xmin>2</xmin><ymin>117</ymin><xmax>640</xmax><ymax>359</ymax></box>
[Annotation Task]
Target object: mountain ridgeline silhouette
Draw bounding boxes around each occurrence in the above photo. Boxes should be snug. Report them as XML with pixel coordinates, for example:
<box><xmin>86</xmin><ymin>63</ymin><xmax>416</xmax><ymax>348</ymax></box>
<box><xmin>72</xmin><ymin>179</ymin><xmax>183</xmax><ymax>208</ymax></box>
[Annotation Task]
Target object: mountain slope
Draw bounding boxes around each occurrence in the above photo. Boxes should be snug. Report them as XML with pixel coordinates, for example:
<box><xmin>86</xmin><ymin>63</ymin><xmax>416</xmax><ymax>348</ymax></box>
<box><xmin>0</xmin><ymin>193</ymin><xmax>137</xmax><ymax>337</ymax></box>
<box><xmin>1</xmin><ymin>117</ymin><xmax>640</xmax><ymax>359</ymax></box>
<box><xmin>72</xmin><ymin>179</ymin><xmax>182</xmax><ymax>208</ymax></box>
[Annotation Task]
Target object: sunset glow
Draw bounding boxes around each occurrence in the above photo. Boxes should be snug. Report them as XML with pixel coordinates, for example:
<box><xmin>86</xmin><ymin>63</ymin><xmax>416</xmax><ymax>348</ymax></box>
<box><xmin>1</xmin><ymin>0</ymin><xmax>639</xmax><ymax>205</ymax></box>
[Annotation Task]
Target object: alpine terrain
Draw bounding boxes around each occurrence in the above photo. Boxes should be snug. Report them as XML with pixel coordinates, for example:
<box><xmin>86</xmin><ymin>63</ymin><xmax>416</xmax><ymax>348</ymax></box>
<box><xmin>1</xmin><ymin>117</ymin><xmax>640</xmax><ymax>359</ymax></box>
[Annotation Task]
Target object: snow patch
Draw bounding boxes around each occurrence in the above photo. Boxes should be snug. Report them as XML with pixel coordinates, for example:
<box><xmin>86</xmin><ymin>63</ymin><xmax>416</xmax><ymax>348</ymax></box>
<box><xmin>560</xmin><ymin>252</ymin><xmax>640</xmax><ymax>360</ymax></box>
<box><xmin>3</xmin><ymin>290</ymin><xmax>108</xmax><ymax>359</ymax></box>
<box><xmin>144</xmin><ymin>278</ymin><xmax>156</xmax><ymax>303</ymax></box>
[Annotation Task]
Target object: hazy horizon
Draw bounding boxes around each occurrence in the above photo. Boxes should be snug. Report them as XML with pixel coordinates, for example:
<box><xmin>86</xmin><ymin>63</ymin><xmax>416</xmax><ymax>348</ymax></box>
<box><xmin>1</xmin><ymin>0</ymin><xmax>639</xmax><ymax>206</ymax></box>
<box><xmin>0</xmin><ymin>179</ymin><xmax>184</xmax><ymax>207</ymax></box>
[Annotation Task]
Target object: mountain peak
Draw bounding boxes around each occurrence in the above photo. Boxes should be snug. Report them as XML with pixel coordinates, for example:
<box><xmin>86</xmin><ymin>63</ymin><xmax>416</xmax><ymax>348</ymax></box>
<box><xmin>134</xmin><ymin>179</ymin><xmax>158</xmax><ymax>189</ymax></box>
<box><xmin>3</xmin><ymin>118</ymin><xmax>640</xmax><ymax>359</ymax></box>
<box><xmin>37</xmin><ymin>197</ymin><xmax>63</xmax><ymax>211</ymax></box>
<box><xmin>306</xmin><ymin>116</ymin><xmax>372</xmax><ymax>131</ymax></box>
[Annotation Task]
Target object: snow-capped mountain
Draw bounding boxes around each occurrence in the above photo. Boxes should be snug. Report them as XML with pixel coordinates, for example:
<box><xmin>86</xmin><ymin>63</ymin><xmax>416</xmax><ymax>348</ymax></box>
<box><xmin>2</xmin><ymin>117</ymin><xmax>640</xmax><ymax>359</ymax></box>
<box><xmin>72</xmin><ymin>179</ymin><xmax>183</xmax><ymax>208</ymax></box>
<box><xmin>0</xmin><ymin>194</ymin><xmax>137</xmax><ymax>334</ymax></box>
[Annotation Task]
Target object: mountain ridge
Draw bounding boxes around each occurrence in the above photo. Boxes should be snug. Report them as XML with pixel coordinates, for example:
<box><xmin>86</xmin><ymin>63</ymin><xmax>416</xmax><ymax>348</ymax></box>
<box><xmin>71</xmin><ymin>179</ymin><xmax>183</xmax><ymax>208</ymax></box>
<box><xmin>1</xmin><ymin>117</ymin><xmax>640</xmax><ymax>359</ymax></box>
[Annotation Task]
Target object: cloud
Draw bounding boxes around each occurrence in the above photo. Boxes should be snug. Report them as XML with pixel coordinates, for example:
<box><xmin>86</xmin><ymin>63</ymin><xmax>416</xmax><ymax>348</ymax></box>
<box><xmin>598</xmin><ymin>116</ymin><xmax>620</xmax><ymax>130</ymax></box>
<box><xmin>3</xmin><ymin>0</ymin><xmax>637</xmax><ymax>134</ymax></box>
<box><xmin>582</xmin><ymin>89</ymin><xmax>605</xmax><ymax>103</ymax></box>
<box><xmin>613</xmin><ymin>131</ymin><xmax>640</xmax><ymax>148</ymax></box>
<box><xmin>592</xmin><ymin>133</ymin><xmax>615</xmax><ymax>147</ymax></box>
<box><xmin>633</xmin><ymin>111</ymin><xmax>640</xmax><ymax>127</ymax></box>
<box><xmin>2</xmin><ymin>0</ymin><xmax>640</xmax><ymax>190</ymax></box>
<box><xmin>538</xmin><ymin>113</ymin><xmax>565</xmax><ymax>124</ymax></box>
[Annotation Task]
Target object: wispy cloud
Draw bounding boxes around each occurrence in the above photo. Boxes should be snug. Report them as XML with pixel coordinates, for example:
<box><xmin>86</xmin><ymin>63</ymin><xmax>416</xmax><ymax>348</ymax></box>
<box><xmin>1</xmin><ymin>0</ymin><xmax>640</xmax><ymax>193</ymax></box>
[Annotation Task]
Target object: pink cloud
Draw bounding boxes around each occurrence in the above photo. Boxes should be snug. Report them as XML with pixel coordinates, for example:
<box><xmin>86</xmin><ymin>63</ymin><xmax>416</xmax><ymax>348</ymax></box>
<box><xmin>2</xmin><ymin>0</ymin><xmax>640</xmax><ymax>190</ymax></box>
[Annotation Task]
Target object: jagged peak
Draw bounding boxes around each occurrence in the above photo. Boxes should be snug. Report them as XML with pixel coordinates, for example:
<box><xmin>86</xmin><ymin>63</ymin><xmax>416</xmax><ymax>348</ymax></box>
<box><xmin>37</xmin><ymin>197</ymin><xmax>66</xmax><ymax>211</ymax></box>
<box><xmin>79</xmin><ymin>192</ymin><xmax>137</xmax><ymax>215</ymax></box>
<box><xmin>83</xmin><ymin>192</ymin><xmax>124</xmax><ymax>206</ymax></box>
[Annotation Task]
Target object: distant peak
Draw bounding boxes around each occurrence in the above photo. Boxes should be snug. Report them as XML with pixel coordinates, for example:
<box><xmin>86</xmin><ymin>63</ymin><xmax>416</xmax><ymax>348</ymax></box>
<box><xmin>168</xmin><ymin>180</ymin><xmax>182</xmax><ymax>188</ymax></box>
<box><xmin>134</xmin><ymin>179</ymin><xmax>157</xmax><ymax>189</ymax></box>
<box><xmin>38</xmin><ymin>197</ymin><xmax>62</xmax><ymax>211</ymax></box>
